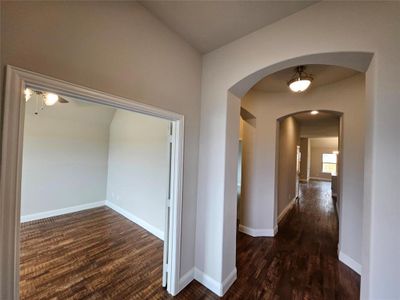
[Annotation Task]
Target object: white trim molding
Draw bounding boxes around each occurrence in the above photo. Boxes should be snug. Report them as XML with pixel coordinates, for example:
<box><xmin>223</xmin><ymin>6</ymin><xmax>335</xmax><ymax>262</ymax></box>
<box><xmin>339</xmin><ymin>251</ymin><xmax>362</xmax><ymax>275</ymax></box>
<box><xmin>221</xmin><ymin>268</ymin><xmax>237</xmax><ymax>295</ymax></box>
<box><xmin>179</xmin><ymin>268</ymin><xmax>194</xmax><ymax>291</ymax></box>
<box><xmin>105</xmin><ymin>201</ymin><xmax>164</xmax><ymax>240</ymax></box>
<box><xmin>194</xmin><ymin>267</ymin><xmax>237</xmax><ymax>297</ymax></box>
<box><xmin>21</xmin><ymin>201</ymin><xmax>106</xmax><ymax>223</ymax></box>
<box><xmin>238</xmin><ymin>224</ymin><xmax>277</xmax><ymax>237</ymax></box>
<box><xmin>277</xmin><ymin>196</ymin><xmax>297</xmax><ymax>224</ymax></box>
<box><xmin>0</xmin><ymin>65</ymin><xmax>185</xmax><ymax>298</ymax></box>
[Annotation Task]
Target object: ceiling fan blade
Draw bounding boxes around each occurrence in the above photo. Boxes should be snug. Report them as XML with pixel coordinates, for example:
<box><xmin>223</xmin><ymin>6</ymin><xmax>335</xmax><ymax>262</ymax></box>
<box><xmin>58</xmin><ymin>97</ymin><xmax>69</xmax><ymax>104</ymax></box>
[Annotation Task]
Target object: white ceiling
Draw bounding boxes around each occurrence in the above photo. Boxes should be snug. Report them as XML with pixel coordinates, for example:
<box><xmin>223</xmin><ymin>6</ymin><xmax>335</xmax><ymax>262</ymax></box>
<box><xmin>140</xmin><ymin>0</ymin><xmax>317</xmax><ymax>53</ymax></box>
<box><xmin>253</xmin><ymin>64</ymin><xmax>359</xmax><ymax>93</ymax></box>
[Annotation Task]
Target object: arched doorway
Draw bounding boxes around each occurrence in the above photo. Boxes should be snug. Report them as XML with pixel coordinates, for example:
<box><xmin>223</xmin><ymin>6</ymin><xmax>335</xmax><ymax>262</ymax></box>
<box><xmin>200</xmin><ymin>52</ymin><xmax>372</xmax><ymax>296</ymax></box>
<box><xmin>236</xmin><ymin>63</ymin><xmax>365</xmax><ymax>283</ymax></box>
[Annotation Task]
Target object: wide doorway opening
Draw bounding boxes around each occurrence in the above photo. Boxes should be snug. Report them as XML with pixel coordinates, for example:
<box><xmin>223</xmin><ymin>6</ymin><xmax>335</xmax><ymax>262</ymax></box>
<box><xmin>1</xmin><ymin>66</ymin><xmax>184</xmax><ymax>298</ymax></box>
<box><xmin>277</xmin><ymin>110</ymin><xmax>341</xmax><ymax>223</ymax></box>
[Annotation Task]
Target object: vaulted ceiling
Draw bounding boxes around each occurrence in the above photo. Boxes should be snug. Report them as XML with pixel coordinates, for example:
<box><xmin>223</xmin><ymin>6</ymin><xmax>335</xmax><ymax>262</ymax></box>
<box><xmin>140</xmin><ymin>1</ymin><xmax>318</xmax><ymax>53</ymax></box>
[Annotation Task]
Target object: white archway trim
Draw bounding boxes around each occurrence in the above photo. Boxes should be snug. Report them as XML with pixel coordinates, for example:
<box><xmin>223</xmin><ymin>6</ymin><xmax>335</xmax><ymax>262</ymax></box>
<box><xmin>229</xmin><ymin>51</ymin><xmax>373</xmax><ymax>98</ymax></box>
<box><xmin>218</xmin><ymin>52</ymin><xmax>372</xmax><ymax>296</ymax></box>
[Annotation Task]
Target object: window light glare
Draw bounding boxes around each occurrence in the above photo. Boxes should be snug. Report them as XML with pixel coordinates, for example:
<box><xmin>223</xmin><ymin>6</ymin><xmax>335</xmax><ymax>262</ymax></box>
<box><xmin>44</xmin><ymin>93</ymin><xmax>59</xmax><ymax>106</ymax></box>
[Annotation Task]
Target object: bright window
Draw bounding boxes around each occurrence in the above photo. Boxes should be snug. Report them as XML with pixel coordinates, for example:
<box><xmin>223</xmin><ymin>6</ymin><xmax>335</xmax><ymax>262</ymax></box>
<box><xmin>322</xmin><ymin>153</ymin><xmax>337</xmax><ymax>174</ymax></box>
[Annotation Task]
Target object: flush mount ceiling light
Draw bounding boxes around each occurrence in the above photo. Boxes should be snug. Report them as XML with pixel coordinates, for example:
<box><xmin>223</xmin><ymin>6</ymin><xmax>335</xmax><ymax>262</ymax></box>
<box><xmin>310</xmin><ymin>110</ymin><xmax>319</xmax><ymax>115</ymax></box>
<box><xmin>24</xmin><ymin>88</ymin><xmax>69</xmax><ymax>115</ymax></box>
<box><xmin>287</xmin><ymin>66</ymin><xmax>313</xmax><ymax>93</ymax></box>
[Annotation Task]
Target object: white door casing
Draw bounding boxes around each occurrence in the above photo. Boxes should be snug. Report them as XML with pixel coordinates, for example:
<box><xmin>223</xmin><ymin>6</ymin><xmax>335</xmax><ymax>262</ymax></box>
<box><xmin>0</xmin><ymin>65</ymin><xmax>185</xmax><ymax>298</ymax></box>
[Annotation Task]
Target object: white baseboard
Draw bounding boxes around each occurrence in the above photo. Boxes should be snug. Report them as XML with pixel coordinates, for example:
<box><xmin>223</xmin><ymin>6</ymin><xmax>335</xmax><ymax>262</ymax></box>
<box><xmin>194</xmin><ymin>267</ymin><xmax>237</xmax><ymax>296</ymax></box>
<box><xmin>277</xmin><ymin>196</ymin><xmax>296</xmax><ymax>224</ymax></box>
<box><xmin>309</xmin><ymin>176</ymin><xmax>331</xmax><ymax>182</ymax></box>
<box><xmin>221</xmin><ymin>267</ymin><xmax>237</xmax><ymax>295</ymax></box>
<box><xmin>194</xmin><ymin>268</ymin><xmax>221</xmax><ymax>296</ymax></box>
<box><xmin>179</xmin><ymin>268</ymin><xmax>194</xmax><ymax>292</ymax></box>
<box><xmin>338</xmin><ymin>251</ymin><xmax>362</xmax><ymax>275</ymax></box>
<box><xmin>238</xmin><ymin>224</ymin><xmax>276</xmax><ymax>237</ymax></box>
<box><xmin>105</xmin><ymin>200</ymin><xmax>164</xmax><ymax>240</ymax></box>
<box><xmin>20</xmin><ymin>201</ymin><xmax>106</xmax><ymax>223</ymax></box>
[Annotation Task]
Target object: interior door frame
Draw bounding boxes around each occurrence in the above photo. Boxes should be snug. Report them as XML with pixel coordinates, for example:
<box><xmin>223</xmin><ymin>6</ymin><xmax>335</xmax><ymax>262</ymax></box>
<box><xmin>0</xmin><ymin>65</ymin><xmax>185</xmax><ymax>299</ymax></box>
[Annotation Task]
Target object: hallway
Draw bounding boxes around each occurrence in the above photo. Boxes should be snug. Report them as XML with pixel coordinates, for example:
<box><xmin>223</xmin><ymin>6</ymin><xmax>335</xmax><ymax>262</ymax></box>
<box><xmin>178</xmin><ymin>180</ymin><xmax>360</xmax><ymax>299</ymax></box>
<box><xmin>224</xmin><ymin>180</ymin><xmax>360</xmax><ymax>299</ymax></box>
<box><xmin>225</xmin><ymin>181</ymin><xmax>360</xmax><ymax>299</ymax></box>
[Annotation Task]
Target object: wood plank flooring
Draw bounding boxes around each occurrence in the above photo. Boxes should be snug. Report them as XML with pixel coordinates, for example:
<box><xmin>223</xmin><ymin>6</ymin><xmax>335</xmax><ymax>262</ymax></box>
<box><xmin>219</xmin><ymin>181</ymin><xmax>360</xmax><ymax>299</ymax></box>
<box><xmin>20</xmin><ymin>181</ymin><xmax>360</xmax><ymax>299</ymax></box>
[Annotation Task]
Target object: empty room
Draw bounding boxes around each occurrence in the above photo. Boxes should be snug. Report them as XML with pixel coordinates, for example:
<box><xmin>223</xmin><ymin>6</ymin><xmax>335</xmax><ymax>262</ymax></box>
<box><xmin>19</xmin><ymin>88</ymin><xmax>173</xmax><ymax>299</ymax></box>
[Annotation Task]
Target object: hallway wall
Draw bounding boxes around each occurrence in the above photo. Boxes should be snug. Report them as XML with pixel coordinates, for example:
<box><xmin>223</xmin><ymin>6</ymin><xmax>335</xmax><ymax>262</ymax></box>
<box><xmin>299</xmin><ymin>138</ymin><xmax>310</xmax><ymax>181</ymax></box>
<box><xmin>241</xmin><ymin>74</ymin><xmax>365</xmax><ymax>271</ymax></box>
<box><xmin>309</xmin><ymin>147</ymin><xmax>337</xmax><ymax>181</ymax></box>
<box><xmin>277</xmin><ymin>116</ymin><xmax>299</xmax><ymax>216</ymax></box>
<box><xmin>309</xmin><ymin>137</ymin><xmax>339</xmax><ymax>181</ymax></box>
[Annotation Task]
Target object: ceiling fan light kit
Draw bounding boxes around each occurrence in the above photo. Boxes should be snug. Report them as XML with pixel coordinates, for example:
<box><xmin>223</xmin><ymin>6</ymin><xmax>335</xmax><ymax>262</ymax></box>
<box><xmin>24</xmin><ymin>88</ymin><xmax>69</xmax><ymax>115</ymax></box>
<box><xmin>24</xmin><ymin>88</ymin><xmax>33</xmax><ymax>102</ymax></box>
<box><xmin>44</xmin><ymin>93</ymin><xmax>59</xmax><ymax>106</ymax></box>
<box><xmin>287</xmin><ymin>66</ymin><xmax>313</xmax><ymax>93</ymax></box>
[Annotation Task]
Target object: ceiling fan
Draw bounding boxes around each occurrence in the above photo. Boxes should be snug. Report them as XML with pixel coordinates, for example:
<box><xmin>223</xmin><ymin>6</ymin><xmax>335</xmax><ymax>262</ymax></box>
<box><xmin>24</xmin><ymin>88</ymin><xmax>69</xmax><ymax>115</ymax></box>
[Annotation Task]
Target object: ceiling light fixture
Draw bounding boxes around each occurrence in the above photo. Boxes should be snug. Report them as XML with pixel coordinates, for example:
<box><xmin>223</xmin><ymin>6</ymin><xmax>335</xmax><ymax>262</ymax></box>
<box><xmin>288</xmin><ymin>66</ymin><xmax>313</xmax><ymax>93</ymax></box>
<box><xmin>24</xmin><ymin>89</ymin><xmax>69</xmax><ymax>115</ymax></box>
<box><xmin>310</xmin><ymin>110</ymin><xmax>319</xmax><ymax>115</ymax></box>
<box><xmin>24</xmin><ymin>88</ymin><xmax>33</xmax><ymax>102</ymax></box>
<box><xmin>44</xmin><ymin>93</ymin><xmax>59</xmax><ymax>106</ymax></box>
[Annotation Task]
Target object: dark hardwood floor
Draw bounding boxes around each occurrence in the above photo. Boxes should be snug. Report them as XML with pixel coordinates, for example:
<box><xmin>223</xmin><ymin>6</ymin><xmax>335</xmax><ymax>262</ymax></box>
<box><xmin>219</xmin><ymin>181</ymin><xmax>360</xmax><ymax>299</ymax></box>
<box><xmin>20</xmin><ymin>181</ymin><xmax>360</xmax><ymax>299</ymax></box>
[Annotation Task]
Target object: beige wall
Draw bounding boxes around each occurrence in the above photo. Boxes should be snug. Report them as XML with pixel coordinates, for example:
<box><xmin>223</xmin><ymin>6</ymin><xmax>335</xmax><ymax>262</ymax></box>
<box><xmin>309</xmin><ymin>137</ymin><xmax>339</xmax><ymax>180</ymax></box>
<box><xmin>107</xmin><ymin>110</ymin><xmax>169</xmax><ymax>237</ymax></box>
<box><xmin>21</xmin><ymin>98</ymin><xmax>114</xmax><ymax>217</ymax></box>
<box><xmin>299</xmin><ymin>138</ymin><xmax>310</xmax><ymax>181</ymax></box>
<box><xmin>277</xmin><ymin>116</ymin><xmax>299</xmax><ymax>216</ymax></box>
<box><xmin>300</xmin><ymin>119</ymin><xmax>339</xmax><ymax>138</ymax></box>
<box><xmin>310</xmin><ymin>147</ymin><xmax>338</xmax><ymax>181</ymax></box>
<box><xmin>1</xmin><ymin>1</ymin><xmax>201</xmax><ymax>278</ymax></box>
